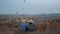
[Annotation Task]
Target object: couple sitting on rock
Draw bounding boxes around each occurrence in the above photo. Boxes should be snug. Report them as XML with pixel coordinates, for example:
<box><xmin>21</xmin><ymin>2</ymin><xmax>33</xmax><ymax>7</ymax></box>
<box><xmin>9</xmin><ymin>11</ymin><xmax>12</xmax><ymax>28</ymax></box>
<box><xmin>20</xmin><ymin>18</ymin><xmax>35</xmax><ymax>32</ymax></box>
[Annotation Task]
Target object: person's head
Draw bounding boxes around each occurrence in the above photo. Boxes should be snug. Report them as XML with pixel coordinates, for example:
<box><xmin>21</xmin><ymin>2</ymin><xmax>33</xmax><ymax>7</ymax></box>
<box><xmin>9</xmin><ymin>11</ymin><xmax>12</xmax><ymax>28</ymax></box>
<box><xmin>29</xmin><ymin>23</ymin><xmax>33</xmax><ymax>24</ymax></box>
<box><xmin>21</xmin><ymin>19</ymin><xmax>26</xmax><ymax>22</ymax></box>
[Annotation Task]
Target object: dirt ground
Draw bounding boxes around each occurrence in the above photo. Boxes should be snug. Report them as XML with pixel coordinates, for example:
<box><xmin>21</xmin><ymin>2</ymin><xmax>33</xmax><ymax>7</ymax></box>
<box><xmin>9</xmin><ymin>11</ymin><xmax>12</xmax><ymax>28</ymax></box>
<box><xmin>15</xmin><ymin>30</ymin><xmax>60</xmax><ymax>34</ymax></box>
<box><xmin>0</xmin><ymin>30</ymin><xmax>60</xmax><ymax>34</ymax></box>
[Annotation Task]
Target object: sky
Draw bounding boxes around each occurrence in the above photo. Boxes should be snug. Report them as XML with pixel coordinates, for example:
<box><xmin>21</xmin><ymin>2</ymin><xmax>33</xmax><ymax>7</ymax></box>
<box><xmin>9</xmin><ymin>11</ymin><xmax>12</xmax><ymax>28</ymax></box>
<box><xmin>0</xmin><ymin>0</ymin><xmax>60</xmax><ymax>15</ymax></box>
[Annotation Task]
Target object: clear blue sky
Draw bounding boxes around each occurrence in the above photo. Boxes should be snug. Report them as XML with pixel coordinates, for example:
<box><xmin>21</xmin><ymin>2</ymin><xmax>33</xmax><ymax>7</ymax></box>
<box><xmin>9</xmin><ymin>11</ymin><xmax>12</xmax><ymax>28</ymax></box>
<box><xmin>0</xmin><ymin>0</ymin><xmax>60</xmax><ymax>15</ymax></box>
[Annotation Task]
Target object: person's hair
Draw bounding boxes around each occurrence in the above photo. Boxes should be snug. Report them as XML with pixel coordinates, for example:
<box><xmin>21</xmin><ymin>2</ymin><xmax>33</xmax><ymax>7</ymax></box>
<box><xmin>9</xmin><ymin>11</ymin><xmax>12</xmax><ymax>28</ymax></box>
<box><xmin>29</xmin><ymin>23</ymin><xmax>33</xmax><ymax>24</ymax></box>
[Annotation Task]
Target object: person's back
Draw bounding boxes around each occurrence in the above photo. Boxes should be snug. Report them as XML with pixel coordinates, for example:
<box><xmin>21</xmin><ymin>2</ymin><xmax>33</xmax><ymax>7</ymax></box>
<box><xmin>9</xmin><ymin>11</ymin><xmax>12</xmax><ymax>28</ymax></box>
<box><xmin>29</xmin><ymin>23</ymin><xmax>35</xmax><ymax>31</ymax></box>
<box><xmin>26</xmin><ymin>18</ymin><xmax>35</xmax><ymax>31</ymax></box>
<box><xmin>20</xmin><ymin>22</ymin><xmax>27</xmax><ymax>32</ymax></box>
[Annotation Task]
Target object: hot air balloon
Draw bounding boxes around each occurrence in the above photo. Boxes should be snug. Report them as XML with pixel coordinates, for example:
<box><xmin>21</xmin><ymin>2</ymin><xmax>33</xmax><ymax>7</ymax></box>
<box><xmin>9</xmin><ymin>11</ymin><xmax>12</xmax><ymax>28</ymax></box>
<box><xmin>16</xmin><ymin>12</ymin><xmax>18</xmax><ymax>15</ymax></box>
<box><xmin>24</xmin><ymin>0</ymin><xmax>26</xmax><ymax>2</ymax></box>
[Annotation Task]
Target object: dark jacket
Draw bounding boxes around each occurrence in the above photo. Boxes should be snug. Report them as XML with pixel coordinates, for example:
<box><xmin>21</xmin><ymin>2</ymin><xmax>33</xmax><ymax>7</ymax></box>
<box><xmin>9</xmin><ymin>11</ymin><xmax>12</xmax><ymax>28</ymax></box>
<box><xmin>29</xmin><ymin>23</ymin><xmax>35</xmax><ymax>31</ymax></box>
